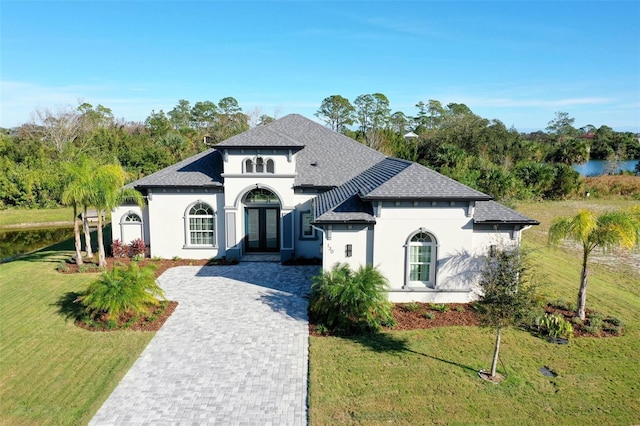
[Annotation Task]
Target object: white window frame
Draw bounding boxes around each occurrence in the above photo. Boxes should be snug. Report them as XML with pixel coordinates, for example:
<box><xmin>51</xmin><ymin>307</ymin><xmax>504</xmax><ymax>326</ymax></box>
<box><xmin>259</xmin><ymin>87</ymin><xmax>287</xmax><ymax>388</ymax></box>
<box><xmin>405</xmin><ymin>230</ymin><xmax>437</xmax><ymax>288</ymax></box>
<box><xmin>299</xmin><ymin>210</ymin><xmax>316</xmax><ymax>239</ymax></box>
<box><xmin>184</xmin><ymin>201</ymin><xmax>216</xmax><ymax>247</ymax></box>
<box><xmin>119</xmin><ymin>211</ymin><xmax>144</xmax><ymax>243</ymax></box>
<box><xmin>242</xmin><ymin>156</ymin><xmax>275</xmax><ymax>174</ymax></box>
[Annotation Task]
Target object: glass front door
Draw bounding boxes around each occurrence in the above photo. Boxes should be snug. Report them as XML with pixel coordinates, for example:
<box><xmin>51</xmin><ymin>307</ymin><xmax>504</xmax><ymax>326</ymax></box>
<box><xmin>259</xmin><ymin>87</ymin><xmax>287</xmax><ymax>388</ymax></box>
<box><xmin>245</xmin><ymin>207</ymin><xmax>280</xmax><ymax>252</ymax></box>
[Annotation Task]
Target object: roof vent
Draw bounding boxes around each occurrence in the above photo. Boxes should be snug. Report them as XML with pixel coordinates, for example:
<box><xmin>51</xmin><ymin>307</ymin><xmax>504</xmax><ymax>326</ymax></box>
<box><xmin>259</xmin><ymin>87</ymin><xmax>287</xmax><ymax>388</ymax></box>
<box><xmin>310</xmin><ymin>161</ymin><xmax>318</xmax><ymax>166</ymax></box>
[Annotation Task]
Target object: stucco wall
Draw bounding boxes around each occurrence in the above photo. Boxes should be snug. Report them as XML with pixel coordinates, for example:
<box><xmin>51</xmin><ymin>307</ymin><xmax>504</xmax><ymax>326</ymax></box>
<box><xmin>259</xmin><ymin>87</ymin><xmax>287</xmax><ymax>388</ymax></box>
<box><xmin>145</xmin><ymin>189</ymin><xmax>225</xmax><ymax>259</ymax></box>
<box><xmin>314</xmin><ymin>201</ymin><xmax>525</xmax><ymax>303</ymax></box>
<box><xmin>321</xmin><ymin>224</ymin><xmax>371</xmax><ymax>271</ymax></box>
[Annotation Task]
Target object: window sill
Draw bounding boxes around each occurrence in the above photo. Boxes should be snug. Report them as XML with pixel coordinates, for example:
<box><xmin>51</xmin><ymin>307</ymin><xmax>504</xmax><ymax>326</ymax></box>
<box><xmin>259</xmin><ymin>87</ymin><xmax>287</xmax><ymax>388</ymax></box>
<box><xmin>182</xmin><ymin>245</ymin><xmax>218</xmax><ymax>249</ymax></box>
<box><xmin>393</xmin><ymin>287</ymin><xmax>472</xmax><ymax>293</ymax></box>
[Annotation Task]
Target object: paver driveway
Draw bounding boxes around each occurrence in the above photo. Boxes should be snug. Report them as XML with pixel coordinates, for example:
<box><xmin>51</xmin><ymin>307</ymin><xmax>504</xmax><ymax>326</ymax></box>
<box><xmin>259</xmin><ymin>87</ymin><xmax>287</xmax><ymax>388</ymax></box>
<box><xmin>90</xmin><ymin>262</ymin><xmax>318</xmax><ymax>425</ymax></box>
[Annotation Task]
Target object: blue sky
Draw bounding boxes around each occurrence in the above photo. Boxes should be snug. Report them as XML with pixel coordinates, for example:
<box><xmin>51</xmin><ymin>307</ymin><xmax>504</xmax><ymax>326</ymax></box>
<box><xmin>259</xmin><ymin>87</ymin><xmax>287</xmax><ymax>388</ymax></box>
<box><xmin>2</xmin><ymin>1</ymin><xmax>639</xmax><ymax>132</ymax></box>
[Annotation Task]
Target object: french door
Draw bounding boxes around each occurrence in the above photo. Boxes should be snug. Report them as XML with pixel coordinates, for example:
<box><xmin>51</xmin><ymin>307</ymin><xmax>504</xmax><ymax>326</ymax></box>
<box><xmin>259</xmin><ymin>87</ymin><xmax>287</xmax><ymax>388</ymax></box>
<box><xmin>245</xmin><ymin>207</ymin><xmax>280</xmax><ymax>252</ymax></box>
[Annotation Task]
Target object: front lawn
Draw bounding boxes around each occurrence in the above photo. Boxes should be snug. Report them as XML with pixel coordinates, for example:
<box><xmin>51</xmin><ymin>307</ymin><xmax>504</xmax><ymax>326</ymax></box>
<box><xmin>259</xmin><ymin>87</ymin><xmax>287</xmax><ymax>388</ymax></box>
<box><xmin>309</xmin><ymin>199</ymin><xmax>640</xmax><ymax>425</ymax></box>
<box><xmin>0</xmin><ymin>243</ymin><xmax>154</xmax><ymax>425</ymax></box>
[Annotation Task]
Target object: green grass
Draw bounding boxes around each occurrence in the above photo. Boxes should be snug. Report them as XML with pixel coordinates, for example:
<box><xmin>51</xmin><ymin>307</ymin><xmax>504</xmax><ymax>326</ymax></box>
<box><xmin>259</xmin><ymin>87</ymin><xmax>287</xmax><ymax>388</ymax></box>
<box><xmin>309</xmin><ymin>198</ymin><xmax>640</xmax><ymax>425</ymax></box>
<box><xmin>0</xmin><ymin>239</ymin><xmax>154</xmax><ymax>425</ymax></box>
<box><xmin>0</xmin><ymin>207</ymin><xmax>74</xmax><ymax>228</ymax></box>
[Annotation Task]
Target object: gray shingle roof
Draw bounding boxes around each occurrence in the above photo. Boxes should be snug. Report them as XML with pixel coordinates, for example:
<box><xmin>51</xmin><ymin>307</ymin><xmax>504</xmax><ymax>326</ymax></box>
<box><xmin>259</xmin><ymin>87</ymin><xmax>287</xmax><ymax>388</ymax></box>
<box><xmin>314</xmin><ymin>158</ymin><xmax>410</xmax><ymax>223</ymax></box>
<box><xmin>219</xmin><ymin>114</ymin><xmax>386</xmax><ymax>188</ymax></box>
<box><xmin>127</xmin><ymin>149</ymin><xmax>223</xmax><ymax>188</ymax></box>
<box><xmin>124</xmin><ymin>114</ymin><xmax>537</xmax><ymax>226</ymax></box>
<box><xmin>474</xmin><ymin>201</ymin><xmax>540</xmax><ymax>225</ymax></box>
<box><xmin>363</xmin><ymin>162</ymin><xmax>492</xmax><ymax>200</ymax></box>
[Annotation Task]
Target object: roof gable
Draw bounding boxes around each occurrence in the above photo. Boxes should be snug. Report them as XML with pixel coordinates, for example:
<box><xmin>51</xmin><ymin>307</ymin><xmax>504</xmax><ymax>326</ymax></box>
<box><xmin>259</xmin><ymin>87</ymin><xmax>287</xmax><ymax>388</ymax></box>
<box><xmin>219</xmin><ymin>114</ymin><xmax>385</xmax><ymax>187</ymax></box>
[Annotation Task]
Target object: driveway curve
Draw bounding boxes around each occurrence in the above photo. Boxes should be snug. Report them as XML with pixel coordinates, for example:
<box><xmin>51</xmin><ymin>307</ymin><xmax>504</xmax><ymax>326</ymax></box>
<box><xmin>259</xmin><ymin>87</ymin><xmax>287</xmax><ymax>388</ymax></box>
<box><xmin>90</xmin><ymin>262</ymin><xmax>318</xmax><ymax>425</ymax></box>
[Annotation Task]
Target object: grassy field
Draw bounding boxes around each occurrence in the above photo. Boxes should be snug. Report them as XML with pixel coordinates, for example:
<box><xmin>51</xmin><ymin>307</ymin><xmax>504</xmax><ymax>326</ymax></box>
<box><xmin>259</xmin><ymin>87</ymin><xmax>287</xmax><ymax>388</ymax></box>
<box><xmin>309</xmin><ymin>198</ymin><xmax>640</xmax><ymax>425</ymax></box>
<box><xmin>0</xmin><ymin>207</ymin><xmax>75</xmax><ymax>228</ymax></box>
<box><xmin>0</xmin><ymin>239</ymin><xmax>154</xmax><ymax>425</ymax></box>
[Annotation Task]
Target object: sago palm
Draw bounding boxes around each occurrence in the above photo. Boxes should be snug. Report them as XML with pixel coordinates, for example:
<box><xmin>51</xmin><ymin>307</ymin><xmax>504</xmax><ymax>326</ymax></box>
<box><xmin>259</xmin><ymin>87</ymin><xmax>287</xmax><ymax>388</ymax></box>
<box><xmin>80</xmin><ymin>263</ymin><xmax>164</xmax><ymax>319</ymax></box>
<box><xmin>548</xmin><ymin>208</ymin><xmax>639</xmax><ymax>320</ymax></box>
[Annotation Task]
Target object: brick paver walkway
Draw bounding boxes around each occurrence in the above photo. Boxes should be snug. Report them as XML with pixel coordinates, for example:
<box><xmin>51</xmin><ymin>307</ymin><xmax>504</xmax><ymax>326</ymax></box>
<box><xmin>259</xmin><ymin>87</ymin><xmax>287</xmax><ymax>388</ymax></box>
<box><xmin>90</xmin><ymin>262</ymin><xmax>317</xmax><ymax>425</ymax></box>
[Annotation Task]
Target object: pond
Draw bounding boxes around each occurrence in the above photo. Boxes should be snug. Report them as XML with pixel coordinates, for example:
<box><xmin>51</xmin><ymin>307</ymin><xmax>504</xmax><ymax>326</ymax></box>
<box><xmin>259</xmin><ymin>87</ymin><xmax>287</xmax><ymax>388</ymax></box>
<box><xmin>0</xmin><ymin>226</ymin><xmax>74</xmax><ymax>261</ymax></box>
<box><xmin>573</xmin><ymin>159</ymin><xmax>639</xmax><ymax>176</ymax></box>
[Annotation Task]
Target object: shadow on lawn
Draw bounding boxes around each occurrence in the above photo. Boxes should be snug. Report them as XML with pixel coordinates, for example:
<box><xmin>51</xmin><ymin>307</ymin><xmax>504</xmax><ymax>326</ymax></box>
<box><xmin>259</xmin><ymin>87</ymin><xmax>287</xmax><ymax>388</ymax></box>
<box><xmin>347</xmin><ymin>333</ymin><xmax>477</xmax><ymax>373</ymax></box>
<box><xmin>53</xmin><ymin>291</ymin><xmax>85</xmax><ymax>322</ymax></box>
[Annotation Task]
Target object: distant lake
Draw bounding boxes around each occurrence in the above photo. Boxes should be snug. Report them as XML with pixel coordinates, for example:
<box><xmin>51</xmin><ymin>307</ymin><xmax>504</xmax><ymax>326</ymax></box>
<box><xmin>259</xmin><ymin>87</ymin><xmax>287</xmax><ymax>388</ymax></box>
<box><xmin>573</xmin><ymin>159</ymin><xmax>639</xmax><ymax>176</ymax></box>
<box><xmin>0</xmin><ymin>227</ymin><xmax>74</xmax><ymax>261</ymax></box>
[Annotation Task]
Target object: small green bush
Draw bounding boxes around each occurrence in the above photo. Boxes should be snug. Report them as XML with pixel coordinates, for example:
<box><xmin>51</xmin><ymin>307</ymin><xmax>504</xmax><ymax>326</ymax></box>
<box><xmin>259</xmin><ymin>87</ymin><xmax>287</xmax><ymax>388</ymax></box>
<box><xmin>604</xmin><ymin>316</ymin><xmax>624</xmax><ymax>327</ymax></box>
<box><xmin>423</xmin><ymin>312</ymin><xmax>436</xmax><ymax>320</ymax></box>
<box><xmin>455</xmin><ymin>306</ymin><xmax>466</xmax><ymax>313</ymax></box>
<box><xmin>583</xmin><ymin>324</ymin><xmax>601</xmax><ymax>335</ymax></box>
<box><xmin>315</xmin><ymin>324</ymin><xmax>328</xmax><ymax>335</ymax></box>
<box><xmin>430</xmin><ymin>303</ymin><xmax>450</xmax><ymax>312</ymax></box>
<box><xmin>403</xmin><ymin>302</ymin><xmax>422</xmax><ymax>313</ymax></box>
<box><xmin>79</xmin><ymin>263</ymin><xmax>164</xmax><ymax>320</ymax></box>
<box><xmin>309</xmin><ymin>263</ymin><xmax>394</xmax><ymax>334</ymax></box>
<box><xmin>55</xmin><ymin>262</ymin><xmax>70</xmax><ymax>273</ymax></box>
<box><xmin>535</xmin><ymin>313</ymin><xmax>574</xmax><ymax>340</ymax></box>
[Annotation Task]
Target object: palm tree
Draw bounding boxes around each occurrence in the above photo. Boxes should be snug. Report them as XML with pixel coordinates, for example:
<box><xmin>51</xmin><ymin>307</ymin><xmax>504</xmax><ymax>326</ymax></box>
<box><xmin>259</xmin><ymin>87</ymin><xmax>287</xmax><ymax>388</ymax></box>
<box><xmin>89</xmin><ymin>164</ymin><xmax>144</xmax><ymax>268</ymax></box>
<box><xmin>549</xmin><ymin>208</ymin><xmax>639</xmax><ymax>320</ymax></box>
<box><xmin>61</xmin><ymin>157</ymin><xmax>94</xmax><ymax>265</ymax></box>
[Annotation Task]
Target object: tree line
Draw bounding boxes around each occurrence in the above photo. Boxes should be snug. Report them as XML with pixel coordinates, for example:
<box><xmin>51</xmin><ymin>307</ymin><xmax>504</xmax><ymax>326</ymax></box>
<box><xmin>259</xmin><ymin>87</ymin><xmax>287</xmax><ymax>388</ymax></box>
<box><xmin>1</xmin><ymin>94</ymin><xmax>638</xmax><ymax>209</ymax></box>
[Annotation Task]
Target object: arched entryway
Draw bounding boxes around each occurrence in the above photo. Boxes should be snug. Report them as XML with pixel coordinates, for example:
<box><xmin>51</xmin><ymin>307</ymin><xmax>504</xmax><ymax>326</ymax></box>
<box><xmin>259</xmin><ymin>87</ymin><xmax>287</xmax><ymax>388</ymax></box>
<box><xmin>243</xmin><ymin>187</ymin><xmax>280</xmax><ymax>252</ymax></box>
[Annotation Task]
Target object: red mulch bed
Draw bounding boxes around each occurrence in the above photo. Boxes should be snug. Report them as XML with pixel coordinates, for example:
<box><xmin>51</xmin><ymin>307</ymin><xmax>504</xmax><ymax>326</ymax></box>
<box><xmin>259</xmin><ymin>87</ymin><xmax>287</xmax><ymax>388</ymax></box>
<box><xmin>60</xmin><ymin>258</ymin><xmax>623</xmax><ymax>338</ymax></box>
<box><xmin>543</xmin><ymin>305</ymin><xmax>623</xmax><ymax>338</ymax></box>
<box><xmin>60</xmin><ymin>257</ymin><xmax>210</xmax><ymax>278</ymax></box>
<box><xmin>60</xmin><ymin>257</ymin><xmax>213</xmax><ymax>332</ymax></box>
<box><xmin>76</xmin><ymin>301</ymin><xmax>178</xmax><ymax>332</ymax></box>
<box><xmin>309</xmin><ymin>303</ymin><xmax>481</xmax><ymax>336</ymax></box>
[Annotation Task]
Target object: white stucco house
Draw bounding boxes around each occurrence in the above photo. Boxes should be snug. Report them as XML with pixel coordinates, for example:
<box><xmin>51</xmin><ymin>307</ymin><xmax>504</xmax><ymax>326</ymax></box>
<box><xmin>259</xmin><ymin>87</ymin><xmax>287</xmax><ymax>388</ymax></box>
<box><xmin>112</xmin><ymin>114</ymin><xmax>538</xmax><ymax>302</ymax></box>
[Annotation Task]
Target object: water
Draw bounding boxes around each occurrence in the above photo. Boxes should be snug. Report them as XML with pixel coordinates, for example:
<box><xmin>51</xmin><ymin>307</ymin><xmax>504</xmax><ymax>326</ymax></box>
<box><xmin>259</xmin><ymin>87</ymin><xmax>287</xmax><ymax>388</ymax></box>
<box><xmin>573</xmin><ymin>159</ymin><xmax>639</xmax><ymax>176</ymax></box>
<box><xmin>0</xmin><ymin>227</ymin><xmax>74</xmax><ymax>260</ymax></box>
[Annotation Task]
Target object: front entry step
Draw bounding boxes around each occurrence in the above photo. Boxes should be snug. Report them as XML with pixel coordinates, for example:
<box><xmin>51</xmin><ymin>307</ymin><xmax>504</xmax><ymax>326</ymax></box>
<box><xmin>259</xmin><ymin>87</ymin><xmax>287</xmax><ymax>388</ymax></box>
<box><xmin>240</xmin><ymin>254</ymin><xmax>281</xmax><ymax>263</ymax></box>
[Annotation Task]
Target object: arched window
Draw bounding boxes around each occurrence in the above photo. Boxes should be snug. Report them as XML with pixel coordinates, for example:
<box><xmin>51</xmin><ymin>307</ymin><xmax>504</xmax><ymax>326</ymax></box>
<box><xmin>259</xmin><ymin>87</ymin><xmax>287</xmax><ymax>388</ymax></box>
<box><xmin>119</xmin><ymin>211</ymin><xmax>143</xmax><ymax>243</ymax></box>
<box><xmin>243</xmin><ymin>157</ymin><xmax>275</xmax><ymax>174</ymax></box>
<box><xmin>255</xmin><ymin>157</ymin><xmax>264</xmax><ymax>173</ymax></box>
<box><xmin>406</xmin><ymin>230</ymin><xmax>436</xmax><ymax>288</ymax></box>
<box><xmin>244</xmin><ymin>159</ymin><xmax>254</xmax><ymax>173</ymax></box>
<box><xmin>186</xmin><ymin>202</ymin><xmax>216</xmax><ymax>246</ymax></box>
<box><xmin>123</xmin><ymin>212</ymin><xmax>141</xmax><ymax>222</ymax></box>
<box><xmin>244</xmin><ymin>188</ymin><xmax>279</xmax><ymax>205</ymax></box>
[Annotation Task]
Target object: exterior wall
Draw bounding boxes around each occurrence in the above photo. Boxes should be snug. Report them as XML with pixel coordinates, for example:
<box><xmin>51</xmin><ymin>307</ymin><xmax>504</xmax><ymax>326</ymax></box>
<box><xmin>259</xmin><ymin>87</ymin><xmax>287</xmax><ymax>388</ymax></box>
<box><xmin>292</xmin><ymin>195</ymin><xmax>322</xmax><ymax>259</ymax></box>
<box><xmin>221</xmin><ymin>148</ymin><xmax>317</xmax><ymax>261</ymax></box>
<box><xmin>145</xmin><ymin>188</ymin><xmax>225</xmax><ymax>259</ymax></box>
<box><xmin>321</xmin><ymin>224</ymin><xmax>371</xmax><ymax>271</ymax></box>
<box><xmin>371</xmin><ymin>201</ymin><xmax>477</xmax><ymax>303</ymax></box>
<box><xmin>111</xmin><ymin>204</ymin><xmax>148</xmax><ymax>246</ymax></box>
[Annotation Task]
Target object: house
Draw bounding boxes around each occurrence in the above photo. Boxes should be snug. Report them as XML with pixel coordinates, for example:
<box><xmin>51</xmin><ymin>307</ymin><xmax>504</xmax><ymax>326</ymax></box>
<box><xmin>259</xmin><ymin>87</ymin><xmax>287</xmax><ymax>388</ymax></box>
<box><xmin>112</xmin><ymin>114</ymin><xmax>538</xmax><ymax>302</ymax></box>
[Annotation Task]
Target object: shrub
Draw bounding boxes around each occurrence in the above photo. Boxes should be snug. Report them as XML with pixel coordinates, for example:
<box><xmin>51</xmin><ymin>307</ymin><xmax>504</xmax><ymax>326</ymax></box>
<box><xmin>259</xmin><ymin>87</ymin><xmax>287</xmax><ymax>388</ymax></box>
<box><xmin>55</xmin><ymin>262</ymin><xmax>70</xmax><ymax>273</ymax></box>
<box><xmin>403</xmin><ymin>302</ymin><xmax>423</xmax><ymax>313</ymax></box>
<box><xmin>423</xmin><ymin>312</ymin><xmax>436</xmax><ymax>320</ymax></box>
<box><xmin>129</xmin><ymin>239</ymin><xmax>146</xmax><ymax>258</ymax></box>
<box><xmin>79</xmin><ymin>263</ymin><xmax>164</xmax><ymax>320</ymax></box>
<box><xmin>535</xmin><ymin>313</ymin><xmax>574</xmax><ymax>340</ymax></box>
<box><xmin>455</xmin><ymin>306</ymin><xmax>466</xmax><ymax>313</ymax></box>
<box><xmin>111</xmin><ymin>239</ymin><xmax>128</xmax><ymax>258</ymax></box>
<box><xmin>309</xmin><ymin>263</ymin><xmax>394</xmax><ymax>334</ymax></box>
<box><xmin>430</xmin><ymin>303</ymin><xmax>450</xmax><ymax>312</ymax></box>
